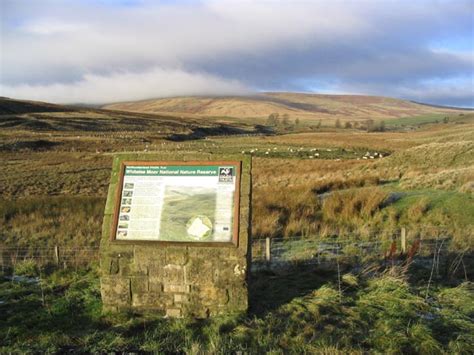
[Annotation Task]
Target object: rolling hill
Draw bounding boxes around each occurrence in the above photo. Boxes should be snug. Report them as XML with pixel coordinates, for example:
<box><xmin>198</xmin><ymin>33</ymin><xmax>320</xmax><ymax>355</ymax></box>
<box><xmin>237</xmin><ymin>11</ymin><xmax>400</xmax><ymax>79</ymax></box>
<box><xmin>103</xmin><ymin>92</ymin><xmax>466</xmax><ymax>123</ymax></box>
<box><xmin>0</xmin><ymin>97</ymin><xmax>259</xmax><ymax>137</ymax></box>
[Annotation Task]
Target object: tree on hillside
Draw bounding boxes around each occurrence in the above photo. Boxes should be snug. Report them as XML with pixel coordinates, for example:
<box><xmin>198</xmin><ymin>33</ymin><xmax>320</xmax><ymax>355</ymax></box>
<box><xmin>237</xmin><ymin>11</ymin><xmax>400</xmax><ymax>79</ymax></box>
<box><xmin>266</xmin><ymin>113</ymin><xmax>279</xmax><ymax>126</ymax></box>
<box><xmin>379</xmin><ymin>120</ymin><xmax>386</xmax><ymax>132</ymax></box>
<box><xmin>316</xmin><ymin>119</ymin><xmax>322</xmax><ymax>129</ymax></box>
<box><xmin>295</xmin><ymin>118</ymin><xmax>300</xmax><ymax>127</ymax></box>
<box><xmin>282</xmin><ymin>113</ymin><xmax>290</xmax><ymax>126</ymax></box>
<box><xmin>344</xmin><ymin>121</ymin><xmax>353</xmax><ymax>129</ymax></box>
<box><xmin>335</xmin><ymin>118</ymin><xmax>342</xmax><ymax>128</ymax></box>
<box><xmin>366</xmin><ymin>119</ymin><xmax>375</xmax><ymax>132</ymax></box>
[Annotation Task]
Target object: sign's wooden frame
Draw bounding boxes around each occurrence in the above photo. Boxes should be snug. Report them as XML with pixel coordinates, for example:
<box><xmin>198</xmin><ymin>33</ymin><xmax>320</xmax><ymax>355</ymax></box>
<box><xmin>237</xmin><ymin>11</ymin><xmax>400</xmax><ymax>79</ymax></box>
<box><xmin>111</xmin><ymin>160</ymin><xmax>241</xmax><ymax>247</ymax></box>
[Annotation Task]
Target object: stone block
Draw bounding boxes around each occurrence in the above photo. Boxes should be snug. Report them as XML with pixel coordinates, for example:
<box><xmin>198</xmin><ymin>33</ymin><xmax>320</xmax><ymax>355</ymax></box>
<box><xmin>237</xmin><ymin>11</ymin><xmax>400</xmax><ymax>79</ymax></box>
<box><xmin>131</xmin><ymin>276</ymin><xmax>148</xmax><ymax>293</ymax></box>
<box><xmin>163</xmin><ymin>264</ymin><xmax>184</xmax><ymax>284</ymax></box>
<box><xmin>135</xmin><ymin>247</ymin><xmax>166</xmax><ymax>268</ymax></box>
<box><xmin>184</xmin><ymin>259</ymin><xmax>215</xmax><ymax>285</ymax></box>
<box><xmin>119</xmin><ymin>259</ymin><xmax>148</xmax><ymax>277</ymax></box>
<box><xmin>226</xmin><ymin>283</ymin><xmax>248</xmax><ymax>311</ymax></box>
<box><xmin>166</xmin><ymin>247</ymin><xmax>189</xmax><ymax>265</ymax></box>
<box><xmin>213</xmin><ymin>262</ymin><xmax>246</xmax><ymax>288</ymax></box>
<box><xmin>132</xmin><ymin>292</ymin><xmax>162</xmax><ymax>307</ymax></box>
<box><xmin>148</xmin><ymin>278</ymin><xmax>163</xmax><ymax>292</ymax></box>
<box><xmin>197</xmin><ymin>286</ymin><xmax>229</xmax><ymax>306</ymax></box>
<box><xmin>166</xmin><ymin>308</ymin><xmax>182</xmax><ymax>318</ymax></box>
<box><xmin>187</xmin><ymin>247</ymin><xmax>228</xmax><ymax>260</ymax></box>
<box><xmin>174</xmin><ymin>294</ymin><xmax>189</xmax><ymax>303</ymax></box>
<box><xmin>103</xmin><ymin>246</ymin><xmax>134</xmax><ymax>259</ymax></box>
<box><xmin>163</xmin><ymin>284</ymin><xmax>190</xmax><ymax>293</ymax></box>
<box><xmin>101</xmin><ymin>277</ymin><xmax>131</xmax><ymax>307</ymax></box>
<box><xmin>100</xmin><ymin>257</ymin><xmax>119</xmax><ymax>275</ymax></box>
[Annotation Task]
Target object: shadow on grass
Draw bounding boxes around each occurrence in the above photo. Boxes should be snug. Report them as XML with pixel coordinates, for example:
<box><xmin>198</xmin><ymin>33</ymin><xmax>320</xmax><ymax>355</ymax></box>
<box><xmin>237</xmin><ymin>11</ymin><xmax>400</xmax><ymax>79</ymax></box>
<box><xmin>248</xmin><ymin>264</ymin><xmax>338</xmax><ymax>317</ymax></box>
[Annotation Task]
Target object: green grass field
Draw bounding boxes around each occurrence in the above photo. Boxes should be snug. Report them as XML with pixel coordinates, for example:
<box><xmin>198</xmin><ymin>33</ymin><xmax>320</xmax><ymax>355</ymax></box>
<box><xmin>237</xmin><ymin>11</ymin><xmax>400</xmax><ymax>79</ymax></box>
<box><xmin>385</xmin><ymin>113</ymin><xmax>447</xmax><ymax>127</ymax></box>
<box><xmin>1</xmin><ymin>264</ymin><xmax>473</xmax><ymax>353</ymax></box>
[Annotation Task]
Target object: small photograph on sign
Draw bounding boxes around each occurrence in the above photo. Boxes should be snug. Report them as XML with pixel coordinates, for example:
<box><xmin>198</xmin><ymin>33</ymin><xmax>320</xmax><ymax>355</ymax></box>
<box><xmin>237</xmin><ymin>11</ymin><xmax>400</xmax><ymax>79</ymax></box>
<box><xmin>123</xmin><ymin>190</ymin><xmax>133</xmax><ymax>197</ymax></box>
<box><xmin>119</xmin><ymin>215</ymin><xmax>130</xmax><ymax>221</ymax></box>
<box><xmin>122</xmin><ymin>198</ymin><xmax>132</xmax><ymax>205</ymax></box>
<box><xmin>121</xmin><ymin>206</ymin><xmax>131</xmax><ymax>213</ymax></box>
<box><xmin>124</xmin><ymin>183</ymin><xmax>134</xmax><ymax>189</ymax></box>
<box><xmin>117</xmin><ymin>230</ymin><xmax>128</xmax><ymax>238</ymax></box>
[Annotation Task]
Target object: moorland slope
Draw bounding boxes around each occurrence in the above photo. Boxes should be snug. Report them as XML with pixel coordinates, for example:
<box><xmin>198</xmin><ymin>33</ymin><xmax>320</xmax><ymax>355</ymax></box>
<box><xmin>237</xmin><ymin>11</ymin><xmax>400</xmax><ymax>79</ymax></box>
<box><xmin>103</xmin><ymin>92</ymin><xmax>466</xmax><ymax>122</ymax></box>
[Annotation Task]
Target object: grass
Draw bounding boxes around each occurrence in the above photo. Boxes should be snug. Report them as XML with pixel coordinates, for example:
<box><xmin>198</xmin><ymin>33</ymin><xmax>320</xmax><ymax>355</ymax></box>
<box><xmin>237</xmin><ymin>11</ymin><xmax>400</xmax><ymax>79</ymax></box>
<box><xmin>385</xmin><ymin>112</ymin><xmax>473</xmax><ymax>127</ymax></box>
<box><xmin>385</xmin><ymin>113</ymin><xmax>448</xmax><ymax>127</ymax></box>
<box><xmin>1</xmin><ymin>265</ymin><xmax>472</xmax><ymax>353</ymax></box>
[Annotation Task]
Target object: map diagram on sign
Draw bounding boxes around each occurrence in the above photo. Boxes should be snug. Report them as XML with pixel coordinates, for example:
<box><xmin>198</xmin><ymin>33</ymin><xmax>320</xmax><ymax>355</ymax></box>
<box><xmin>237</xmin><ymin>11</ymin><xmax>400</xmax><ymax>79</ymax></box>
<box><xmin>115</xmin><ymin>164</ymin><xmax>237</xmax><ymax>242</ymax></box>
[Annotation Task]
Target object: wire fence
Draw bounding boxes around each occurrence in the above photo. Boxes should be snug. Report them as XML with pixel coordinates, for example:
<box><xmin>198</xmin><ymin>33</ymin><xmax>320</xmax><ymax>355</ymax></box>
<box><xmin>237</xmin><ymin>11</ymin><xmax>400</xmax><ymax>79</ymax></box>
<box><xmin>0</xmin><ymin>231</ymin><xmax>460</xmax><ymax>273</ymax></box>
<box><xmin>251</xmin><ymin>235</ymin><xmax>452</xmax><ymax>266</ymax></box>
<box><xmin>0</xmin><ymin>246</ymin><xmax>99</xmax><ymax>271</ymax></box>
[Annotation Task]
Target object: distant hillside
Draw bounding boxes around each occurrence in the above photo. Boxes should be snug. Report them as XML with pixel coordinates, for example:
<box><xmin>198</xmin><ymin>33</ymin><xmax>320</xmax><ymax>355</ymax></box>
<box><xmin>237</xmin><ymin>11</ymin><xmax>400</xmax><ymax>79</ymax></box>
<box><xmin>0</xmin><ymin>97</ymin><xmax>74</xmax><ymax>115</ymax></box>
<box><xmin>103</xmin><ymin>93</ymin><xmax>465</xmax><ymax>122</ymax></box>
<box><xmin>0</xmin><ymin>97</ymin><xmax>258</xmax><ymax>138</ymax></box>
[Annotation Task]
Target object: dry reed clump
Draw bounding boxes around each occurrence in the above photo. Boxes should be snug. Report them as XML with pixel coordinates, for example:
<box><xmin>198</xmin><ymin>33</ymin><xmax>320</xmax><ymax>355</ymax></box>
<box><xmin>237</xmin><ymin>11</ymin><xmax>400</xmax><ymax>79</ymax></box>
<box><xmin>311</xmin><ymin>175</ymin><xmax>381</xmax><ymax>194</ymax></box>
<box><xmin>321</xmin><ymin>187</ymin><xmax>389</xmax><ymax>226</ymax></box>
<box><xmin>252</xmin><ymin>184</ymin><xmax>321</xmax><ymax>238</ymax></box>
<box><xmin>251</xmin><ymin>155</ymin><xmax>398</xmax><ymax>238</ymax></box>
<box><xmin>0</xmin><ymin>196</ymin><xmax>105</xmax><ymax>249</ymax></box>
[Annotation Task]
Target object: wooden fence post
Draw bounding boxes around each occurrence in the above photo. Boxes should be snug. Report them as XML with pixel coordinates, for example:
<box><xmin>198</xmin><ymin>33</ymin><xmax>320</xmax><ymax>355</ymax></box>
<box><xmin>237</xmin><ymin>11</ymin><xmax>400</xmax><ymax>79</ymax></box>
<box><xmin>54</xmin><ymin>245</ymin><xmax>60</xmax><ymax>265</ymax></box>
<box><xmin>265</xmin><ymin>237</ymin><xmax>271</xmax><ymax>263</ymax></box>
<box><xmin>401</xmin><ymin>227</ymin><xmax>407</xmax><ymax>254</ymax></box>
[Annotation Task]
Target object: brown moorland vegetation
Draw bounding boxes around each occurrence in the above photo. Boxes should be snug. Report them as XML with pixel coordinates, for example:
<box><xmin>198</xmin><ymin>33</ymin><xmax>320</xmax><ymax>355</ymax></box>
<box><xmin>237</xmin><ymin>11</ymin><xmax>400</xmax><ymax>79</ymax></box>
<box><xmin>103</xmin><ymin>92</ymin><xmax>465</xmax><ymax>127</ymax></box>
<box><xmin>1</xmin><ymin>97</ymin><xmax>473</xmax><ymax>250</ymax></box>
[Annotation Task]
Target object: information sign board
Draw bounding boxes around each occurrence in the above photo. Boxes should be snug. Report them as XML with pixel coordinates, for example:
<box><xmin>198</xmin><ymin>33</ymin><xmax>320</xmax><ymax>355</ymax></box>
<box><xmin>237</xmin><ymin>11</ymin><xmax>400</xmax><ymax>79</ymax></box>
<box><xmin>112</xmin><ymin>161</ymin><xmax>240</xmax><ymax>244</ymax></box>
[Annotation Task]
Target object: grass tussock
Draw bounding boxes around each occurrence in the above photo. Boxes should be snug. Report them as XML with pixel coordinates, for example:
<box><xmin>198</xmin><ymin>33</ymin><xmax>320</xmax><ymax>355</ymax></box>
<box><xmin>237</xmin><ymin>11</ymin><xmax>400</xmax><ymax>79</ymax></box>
<box><xmin>322</xmin><ymin>187</ymin><xmax>388</xmax><ymax>224</ymax></box>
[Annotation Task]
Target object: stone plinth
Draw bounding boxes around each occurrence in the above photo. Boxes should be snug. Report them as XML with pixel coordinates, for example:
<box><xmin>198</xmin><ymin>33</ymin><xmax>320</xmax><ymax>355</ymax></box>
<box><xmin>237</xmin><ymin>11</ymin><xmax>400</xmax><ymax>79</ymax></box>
<box><xmin>99</xmin><ymin>153</ymin><xmax>251</xmax><ymax>317</ymax></box>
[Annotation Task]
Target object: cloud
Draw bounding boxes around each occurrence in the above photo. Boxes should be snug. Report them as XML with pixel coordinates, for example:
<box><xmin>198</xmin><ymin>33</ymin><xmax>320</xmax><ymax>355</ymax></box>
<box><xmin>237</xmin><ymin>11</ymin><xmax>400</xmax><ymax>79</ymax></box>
<box><xmin>0</xmin><ymin>68</ymin><xmax>249</xmax><ymax>104</ymax></box>
<box><xmin>1</xmin><ymin>0</ymin><xmax>473</xmax><ymax>106</ymax></box>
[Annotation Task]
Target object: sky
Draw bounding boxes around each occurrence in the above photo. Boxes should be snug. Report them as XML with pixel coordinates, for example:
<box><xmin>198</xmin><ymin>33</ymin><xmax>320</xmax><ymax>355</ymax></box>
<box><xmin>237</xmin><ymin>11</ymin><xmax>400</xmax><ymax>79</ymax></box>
<box><xmin>1</xmin><ymin>0</ymin><xmax>473</xmax><ymax>107</ymax></box>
